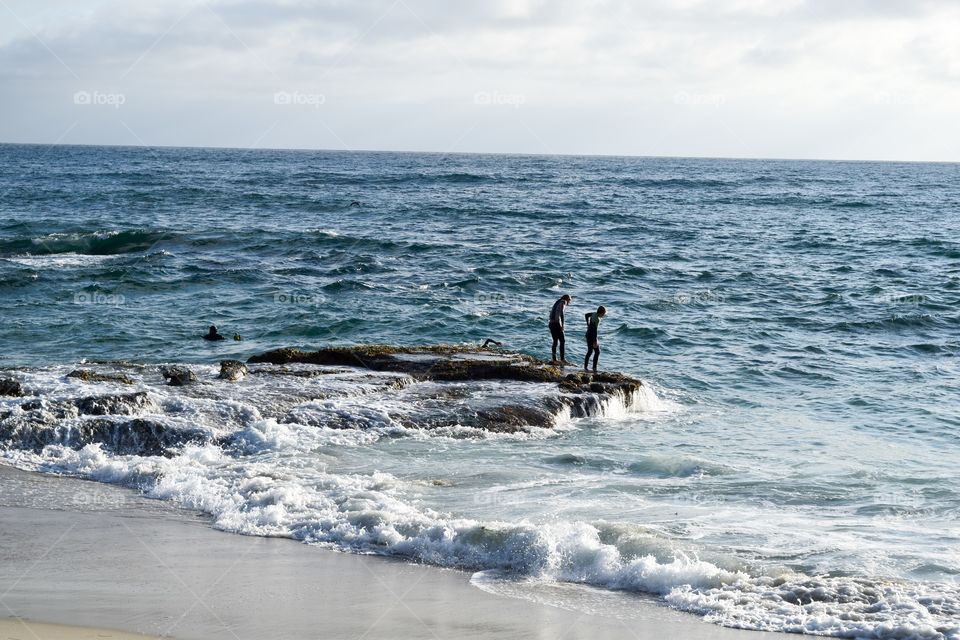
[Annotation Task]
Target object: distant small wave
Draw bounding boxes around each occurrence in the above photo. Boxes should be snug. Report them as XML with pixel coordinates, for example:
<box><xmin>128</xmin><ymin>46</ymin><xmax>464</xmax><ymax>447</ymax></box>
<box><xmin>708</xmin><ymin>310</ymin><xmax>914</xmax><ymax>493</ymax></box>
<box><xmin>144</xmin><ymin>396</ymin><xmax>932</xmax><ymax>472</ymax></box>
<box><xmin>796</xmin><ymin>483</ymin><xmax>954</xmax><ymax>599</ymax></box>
<box><xmin>307</xmin><ymin>229</ymin><xmax>439</xmax><ymax>255</ymax></box>
<box><xmin>830</xmin><ymin>199</ymin><xmax>875</xmax><ymax>208</ymax></box>
<box><xmin>432</xmin><ymin>172</ymin><xmax>492</xmax><ymax>184</ymax></box>
<box><xmin>0</xmin><ymin>230</ymin><xmax>172</xmax><ymax>257</ymax></box>
<box><xmin>907</xmin><ymin>237</ymin><xmax>960</xmax><ymax>259</ymax></box>
<box><xmin>626</xmin><ymin>454</ymin><xmax>728</xmax><ymax>478</ymax></box>
<box><xmin>291</xmin><ymin>171</ymin><xmax>495</xmax><ymax>186</ymax></box>
<box><xmin>613</xmin><ymin>177</ymin><xmax>737</xmax><ymax>189</ymax></box>
<box><xmin>832</xmin><ymin>313</ymin><xmax>939</xmax><ymax>332</ymax></box>
<box><xmin>321</xmin><ymin>279</ymin><xmax>377</xmax><ymax>292</ymax></box>
<box><xmin>541</xmin><ymin>453</ymin><xmax>724</xmax><ymax>478</ymax></box>
<box><xmin>609</xmin><ymin>265</ymin><xmax>650</xmax><ymax>277</ymax></box>
<box><xmin>773</xmin><ymin>366</ymin><xmax>836</xmax><ymax>382</ymax></box>
<box><xmin>615</xmin><ymin>325</ymin><xmax>668</xmax><ymax>339</ymax></box>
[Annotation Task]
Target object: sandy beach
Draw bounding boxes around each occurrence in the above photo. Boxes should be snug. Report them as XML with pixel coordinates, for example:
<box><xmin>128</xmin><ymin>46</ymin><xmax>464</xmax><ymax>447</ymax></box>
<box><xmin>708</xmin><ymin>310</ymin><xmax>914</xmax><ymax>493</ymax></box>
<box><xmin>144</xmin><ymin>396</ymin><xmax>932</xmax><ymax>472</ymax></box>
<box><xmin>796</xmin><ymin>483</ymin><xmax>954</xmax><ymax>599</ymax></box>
<box><xmin>0</xmin><ymin>619</ymin><xmax>159</xmax><ymax>640</ymax></box>
<box><xmin>0</xmin><ymin>465</ymin><xmax>793</xmax><ymax>640</ymax></box>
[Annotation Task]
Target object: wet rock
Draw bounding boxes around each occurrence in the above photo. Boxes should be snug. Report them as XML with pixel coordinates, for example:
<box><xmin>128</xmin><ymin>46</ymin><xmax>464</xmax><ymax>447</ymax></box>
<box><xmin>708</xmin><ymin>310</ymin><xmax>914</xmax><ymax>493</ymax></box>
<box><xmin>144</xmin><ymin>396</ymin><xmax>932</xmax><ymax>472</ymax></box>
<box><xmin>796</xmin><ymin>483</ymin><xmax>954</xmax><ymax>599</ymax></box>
<box><xmin>474</xmin><ymin>405</ymin><xmax>557</xmax><ymax>432</ymax></box>
<box><xmin>248</xmin><ymin>366</ymin><xmax>349</xmax><ymax>378</ymax></box>
<box><xmin>218</xmin><ymin>360</ymin><xmax>248</xmax><ymax>382</ymax></box>
<box><xmin>0</xmin><ymin>378</ymin><xmax>24</xmax><ymax>397</ymax></box>
<box><xmin>248</xmin><ymin>345</ymin><xmax>563</xmax><ymax>383</ymax></box>
<box><xmin>159</xmin><ymin>365</ymin><xmax>196</xmax><ymax>386</ymax></box>
<box><xmin>74</xmin><ymin>391</ymin><xmax>155</xmax><ymax>416</ymax></box>
<box><xmin>67</xmin><ymin>369</ymin><xmax>135</xmax><ymax>385</ymax></box>
<box><xmin>14</xmin><ymin>392</ymin><xmax>154</xmax><ymax>422</ymax></box>
<box><xmin>17</xmin><ymin>398</ymin><xmax>80</xmax><ymax>423</ymax></box>
<box><xmin>247</xmin><ymin>344</ymin><xmax>646</xmax><ymax>433</ymax></box>
<box><xmin>248</xmin><ymin>345</ymin><xmax>642</xmax><ymax>395</ymax></box>
<box><xmin>0</xmin><ymin>416</ymin><xmax>210</xmax><ymax>457</ymax></box>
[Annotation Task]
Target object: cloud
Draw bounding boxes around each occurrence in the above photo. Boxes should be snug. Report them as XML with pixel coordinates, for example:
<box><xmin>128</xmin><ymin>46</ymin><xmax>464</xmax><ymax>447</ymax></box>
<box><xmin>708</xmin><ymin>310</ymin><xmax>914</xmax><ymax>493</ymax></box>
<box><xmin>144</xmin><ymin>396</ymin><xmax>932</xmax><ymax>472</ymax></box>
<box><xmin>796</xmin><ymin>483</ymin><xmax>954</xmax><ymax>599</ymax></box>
<box><xmin>0</xmin><ymin>0</ymin><xmax>958</xmax><ymax>160</ymax></box>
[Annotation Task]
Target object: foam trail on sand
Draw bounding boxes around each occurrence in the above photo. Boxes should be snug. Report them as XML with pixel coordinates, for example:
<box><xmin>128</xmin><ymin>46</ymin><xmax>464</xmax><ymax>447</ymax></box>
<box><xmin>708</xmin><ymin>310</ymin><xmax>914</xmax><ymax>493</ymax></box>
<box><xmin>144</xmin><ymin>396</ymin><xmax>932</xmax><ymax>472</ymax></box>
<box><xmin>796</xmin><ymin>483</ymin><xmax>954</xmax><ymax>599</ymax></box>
<box><xmin>1</xmin><ymin>364</ymin><xmax>958</xmax><ymax>639</ymax></box>
<box><xmin>5</xmin><ymin>431</ymin><xmax>959</xmax><ymax>640</ymax></box>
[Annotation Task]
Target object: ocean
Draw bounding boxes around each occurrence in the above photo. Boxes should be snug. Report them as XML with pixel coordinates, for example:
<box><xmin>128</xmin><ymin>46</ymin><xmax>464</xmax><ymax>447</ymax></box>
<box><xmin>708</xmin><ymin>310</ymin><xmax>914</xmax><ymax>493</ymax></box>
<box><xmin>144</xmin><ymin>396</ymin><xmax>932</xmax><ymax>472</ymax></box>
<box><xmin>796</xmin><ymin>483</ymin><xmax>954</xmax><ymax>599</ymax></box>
<box><xmin>1</xmin><ymin>143</ymin><xmax>959</xmax><ymax>638</ymax></box>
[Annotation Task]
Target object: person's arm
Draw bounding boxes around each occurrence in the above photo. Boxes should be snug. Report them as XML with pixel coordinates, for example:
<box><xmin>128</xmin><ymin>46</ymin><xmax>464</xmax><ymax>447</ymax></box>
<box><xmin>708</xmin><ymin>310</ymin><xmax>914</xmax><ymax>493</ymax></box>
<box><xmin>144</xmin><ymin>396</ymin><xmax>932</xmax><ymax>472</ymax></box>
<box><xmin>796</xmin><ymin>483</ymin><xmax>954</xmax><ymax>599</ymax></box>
<box><xmin>585</xmin><ymin>312</ymin><xmax>591</xmax><ymax>325</ymax></box>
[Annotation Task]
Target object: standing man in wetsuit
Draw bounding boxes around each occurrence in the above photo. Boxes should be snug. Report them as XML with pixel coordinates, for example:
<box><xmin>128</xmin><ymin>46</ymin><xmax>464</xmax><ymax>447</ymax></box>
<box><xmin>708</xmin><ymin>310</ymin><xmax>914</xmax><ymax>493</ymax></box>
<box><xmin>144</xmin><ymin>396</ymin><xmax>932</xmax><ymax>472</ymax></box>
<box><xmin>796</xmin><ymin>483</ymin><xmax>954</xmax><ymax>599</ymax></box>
<box><xmin>584</xmin><ymin>305</ymin><xmax>607</xmax><ymax>372</ymax></box>
<box><xmin>549</xmin><ymin>294</ymin><xmax>572</xmax><ymax>364</ymax></box>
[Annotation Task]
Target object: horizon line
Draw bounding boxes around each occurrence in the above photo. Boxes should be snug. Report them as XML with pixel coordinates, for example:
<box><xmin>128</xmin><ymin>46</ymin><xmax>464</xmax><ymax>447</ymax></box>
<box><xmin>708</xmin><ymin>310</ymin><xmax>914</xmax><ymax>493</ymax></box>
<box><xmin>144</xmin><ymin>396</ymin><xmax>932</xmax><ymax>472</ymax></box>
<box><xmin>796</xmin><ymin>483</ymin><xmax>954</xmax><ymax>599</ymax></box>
<box><xmin>1</xmin><ymin>140</ymin><xmax>956</xmax><ymax>166</ymax></box>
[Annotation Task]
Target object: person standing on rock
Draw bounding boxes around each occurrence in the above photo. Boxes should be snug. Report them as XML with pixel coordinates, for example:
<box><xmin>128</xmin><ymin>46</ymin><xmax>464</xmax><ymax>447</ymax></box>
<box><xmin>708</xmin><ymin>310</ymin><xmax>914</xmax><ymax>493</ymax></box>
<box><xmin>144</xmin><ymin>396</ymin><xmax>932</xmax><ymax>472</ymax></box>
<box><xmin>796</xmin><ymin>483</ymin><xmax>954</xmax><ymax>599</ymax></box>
<box><xmin>584</xmin><ymin>306</ymin><xmax>607</xmax><ymax>372</ymax></box>
<box><xmin>549</xmin><ymin>294</ymin><xmax>572</xmax><ymax>364</ymax></box>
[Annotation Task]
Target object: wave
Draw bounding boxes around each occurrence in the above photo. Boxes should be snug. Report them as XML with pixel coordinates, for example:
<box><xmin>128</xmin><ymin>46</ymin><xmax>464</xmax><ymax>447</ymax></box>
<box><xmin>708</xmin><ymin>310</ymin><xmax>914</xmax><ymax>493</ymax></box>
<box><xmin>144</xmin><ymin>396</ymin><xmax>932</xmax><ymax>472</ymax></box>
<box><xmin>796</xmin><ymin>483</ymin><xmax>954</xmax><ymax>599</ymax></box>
<box><xmin>290</xmin><ymin>171</ymin><xmax>495</xmax><ymax>186</ymax></box>
<box><xmin>773</xmin><ymin>366</ymin><xmax>836</xmax><ymax>382</ymax></box>
<box><xmin>609</xmin><ymin>265</ymin><xmax>650</xmax><ymax>277</ymax></box>
<box><xmin>861</xmin><ymin>236</ymin><xmax>960</xmax><ymax>258</ymax></box>
<box><xmin>874</xmin><ymin>267</ymin><xmax>904</xmax><ymax>277</ymax></box>
<box><xmin>8</xmin><ymin>436</ymin><xmax>958</xmax><ymax>640</ymax></box>
<box><xmin>910</xmin><ymin>238</ymin><xmax>960</xmax><ymax>259</ymax></box>
<box><xmin>542</xmin><ymin>453</ymin><xmax>729</xmax><ymax>478</ymax></box>
<box><xmin>3</xmin><ymin>252</ymin><xmax>118</xmax><ymax>268</ymax></box>
<box><xmin>321</xmin><ymin>279</ymin><xmax>377</xmax><ymax>292</ymax></box>
<box><xmin>615</xmin><ymin>325</ymin><xmax>669</xmax><ymax>339</ymax></box>
<box><xmin>625</xmin><ymin>454</ymin><xmax>729</xmax><ymax>478</ymax></box>
<box><xmin>431</xmin><ymin>172</ymin><xmax>492</xmax><ymax>184</ymax></box>
<box><xmin>306</xmin><ymin>230</ymin><xmax>439</xmax><ymax>255</ymax></box>
<box><xmin>1</xmin><ymin>363</ymin><xmax>957</xmax><ymax>638</ymax></box>
<box><xmin>666</xmin><ymin>575</ymin><xmax>960</xmax><ymax>638</ymax></box>
<box><xmin>832</xmin><ymin>314</ymin><xmax>940</xmax><ymax>333</ymax></box>
<box><xmin>475</xmin><ymin>568</ymin><xmax>960</xmax><ymax>639</ymax></box>
<box><xmin>612</xmin><ymin>177</ymin><xmax>737</xmax><ymax>189</ymax></box>
<box><xmin>0</xmin><ymin>230</ymin><xmax>172</xmax><ymax>257</ymax></box>
<box><xmin>830</xmin><ymin>199</ymin><xmax>876</xmax><ymax>208</ymax></box>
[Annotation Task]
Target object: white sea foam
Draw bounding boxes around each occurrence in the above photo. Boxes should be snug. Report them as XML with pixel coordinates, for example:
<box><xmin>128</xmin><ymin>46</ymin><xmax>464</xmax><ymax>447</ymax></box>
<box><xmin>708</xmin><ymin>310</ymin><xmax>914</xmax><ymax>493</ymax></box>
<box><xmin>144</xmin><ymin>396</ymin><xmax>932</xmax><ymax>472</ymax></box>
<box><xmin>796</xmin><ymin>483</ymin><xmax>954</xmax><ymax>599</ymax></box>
<box><xmin>2</xmin><ymin>363</ymin><xmax>957</xmax><ymax>639</ymax></box>
<box><xmin>9</xmin><ymin>437</ymin><xmax>959</xmax><ymax>639</ymax></box>
<box><xmin>598</xmin><ymin>383</ymin><xmax>677</xmax><ymax>418</ymax></box>
<box><xmin>5</xmin><ymin>253</ymin><xmax>117</xmax><ymax>268</ymax></box>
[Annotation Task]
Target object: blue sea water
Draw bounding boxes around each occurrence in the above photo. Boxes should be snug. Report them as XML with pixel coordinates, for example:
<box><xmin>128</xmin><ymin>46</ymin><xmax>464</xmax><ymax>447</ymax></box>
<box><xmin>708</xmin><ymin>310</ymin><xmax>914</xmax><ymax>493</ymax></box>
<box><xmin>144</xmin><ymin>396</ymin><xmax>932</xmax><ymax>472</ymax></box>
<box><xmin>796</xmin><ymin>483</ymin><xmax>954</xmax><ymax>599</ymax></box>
<box><xmin>1</xmin><ymin>143</ymin><xmax>959</xmax><ymax>638</ymax></box>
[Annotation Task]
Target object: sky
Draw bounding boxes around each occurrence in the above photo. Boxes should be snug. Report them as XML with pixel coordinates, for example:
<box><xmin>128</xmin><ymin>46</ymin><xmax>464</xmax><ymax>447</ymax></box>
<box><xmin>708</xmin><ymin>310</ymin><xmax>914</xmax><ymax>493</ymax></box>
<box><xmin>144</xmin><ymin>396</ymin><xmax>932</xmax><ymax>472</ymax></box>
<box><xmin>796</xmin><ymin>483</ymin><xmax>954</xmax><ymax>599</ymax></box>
<box><xmin>1</xmin><ymin>0</ymin><xmax>958</xmax><ymax>161</ymax></box>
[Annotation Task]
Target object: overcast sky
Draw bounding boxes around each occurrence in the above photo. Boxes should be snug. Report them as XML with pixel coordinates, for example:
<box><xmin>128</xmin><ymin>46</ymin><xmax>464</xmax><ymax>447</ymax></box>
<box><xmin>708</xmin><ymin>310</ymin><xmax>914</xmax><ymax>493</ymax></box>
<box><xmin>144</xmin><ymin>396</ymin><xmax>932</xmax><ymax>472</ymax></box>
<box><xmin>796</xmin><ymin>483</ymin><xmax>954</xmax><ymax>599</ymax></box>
<box><xmin>1</xmin><ymin>0</ymin><xmax>958</xmax><ymax>161</ymax></box>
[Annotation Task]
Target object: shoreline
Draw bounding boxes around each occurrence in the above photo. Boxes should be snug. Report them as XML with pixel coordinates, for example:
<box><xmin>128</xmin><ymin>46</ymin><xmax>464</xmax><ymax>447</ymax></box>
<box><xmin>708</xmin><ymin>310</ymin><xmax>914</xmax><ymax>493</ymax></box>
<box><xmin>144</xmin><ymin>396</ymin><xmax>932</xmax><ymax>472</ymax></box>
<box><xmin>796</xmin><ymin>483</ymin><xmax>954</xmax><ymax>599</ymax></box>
<box><xmin>0</xmin><ymin>465</ymin><xmax>792</xmax><ymax>640</ymax></box>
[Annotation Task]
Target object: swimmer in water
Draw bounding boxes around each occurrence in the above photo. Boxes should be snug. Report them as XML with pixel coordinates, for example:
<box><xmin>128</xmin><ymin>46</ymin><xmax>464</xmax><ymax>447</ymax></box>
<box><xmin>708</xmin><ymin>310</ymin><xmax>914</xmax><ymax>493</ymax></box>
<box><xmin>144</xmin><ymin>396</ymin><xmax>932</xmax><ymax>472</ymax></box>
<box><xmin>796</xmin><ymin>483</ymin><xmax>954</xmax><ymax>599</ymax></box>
<box><xmin>203</xmin><ymin>325</ymin><xmax>226</xmax><ymax>341</ymax></box>
<box><xmin>583</xmin><ymin>306</ymin><xmax>607</xmax><ymax>372</ymax></box>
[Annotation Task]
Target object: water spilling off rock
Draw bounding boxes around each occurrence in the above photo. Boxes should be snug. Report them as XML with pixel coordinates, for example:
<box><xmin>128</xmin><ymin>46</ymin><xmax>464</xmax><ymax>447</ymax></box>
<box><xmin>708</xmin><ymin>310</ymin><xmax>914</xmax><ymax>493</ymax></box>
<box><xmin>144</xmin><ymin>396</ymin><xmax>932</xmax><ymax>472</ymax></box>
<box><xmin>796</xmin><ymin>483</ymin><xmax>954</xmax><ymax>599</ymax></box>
<box><xmin>0</xmin><ymin>345</ymin><xmax>653</xmax><ymax>458</ymax></box>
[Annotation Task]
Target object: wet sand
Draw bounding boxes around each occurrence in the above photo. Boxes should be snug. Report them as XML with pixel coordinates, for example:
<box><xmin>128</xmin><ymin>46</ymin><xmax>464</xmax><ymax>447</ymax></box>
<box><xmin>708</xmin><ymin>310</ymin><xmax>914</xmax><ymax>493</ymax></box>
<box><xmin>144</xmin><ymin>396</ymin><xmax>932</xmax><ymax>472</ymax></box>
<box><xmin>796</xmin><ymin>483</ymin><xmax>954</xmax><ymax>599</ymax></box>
<box><xmin>0</xmin><ymin>619</ymin><xmax>159</xmax><ymax>640</ymax></box>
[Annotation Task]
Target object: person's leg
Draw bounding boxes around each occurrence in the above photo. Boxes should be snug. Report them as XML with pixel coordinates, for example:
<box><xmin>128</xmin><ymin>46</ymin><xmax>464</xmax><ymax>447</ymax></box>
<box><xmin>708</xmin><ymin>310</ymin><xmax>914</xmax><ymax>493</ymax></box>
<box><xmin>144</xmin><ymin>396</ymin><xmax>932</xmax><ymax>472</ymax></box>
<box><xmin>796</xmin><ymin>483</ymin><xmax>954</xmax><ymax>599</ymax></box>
<box><xmin>583</xmin><ymin>346</ymin><xmax>591</xmax><ymax>371</ymax></box>
<box><xmin>592</xmin><ymin>344</ymin><xmax>600</xmax><ymax>371</ymax></box>
<box><xmin>550</xmin><ymin>324</ymin><xmax>562</xmax><ymax>362</ymax></box>
<box><xmin>558</xmin><ymin>333</ymin><xmax>565</xmax><ymax>362</ymax></box>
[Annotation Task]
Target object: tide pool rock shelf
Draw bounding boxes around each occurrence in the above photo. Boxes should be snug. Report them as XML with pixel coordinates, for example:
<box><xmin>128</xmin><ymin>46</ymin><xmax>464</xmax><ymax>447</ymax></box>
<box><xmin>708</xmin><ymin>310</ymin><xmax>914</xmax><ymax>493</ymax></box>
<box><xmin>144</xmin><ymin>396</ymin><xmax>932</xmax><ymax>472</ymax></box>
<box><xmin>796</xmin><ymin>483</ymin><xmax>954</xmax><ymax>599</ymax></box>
<box><xmin>247</xmin><ymin>344</ymin><xmax>647</xmax><ymax>432</ymax></box>
<box><xmin>0</xmin><ymin>346</ymin><xmax>650</xmax><ymax>459</ymax></box>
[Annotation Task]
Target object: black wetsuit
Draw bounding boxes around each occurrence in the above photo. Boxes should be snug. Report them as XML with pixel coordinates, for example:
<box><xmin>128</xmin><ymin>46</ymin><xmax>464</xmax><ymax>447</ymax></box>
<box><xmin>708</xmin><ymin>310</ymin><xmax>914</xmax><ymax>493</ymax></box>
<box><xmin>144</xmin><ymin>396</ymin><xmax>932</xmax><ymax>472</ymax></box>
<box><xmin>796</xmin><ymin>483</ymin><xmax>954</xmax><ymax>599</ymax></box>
<box><xmin>584</xmin><ymin>312</ymin><xmax>602</xmax><ymax>371</ymax></box>
<box><xmin>203</xmin><ymin>331</ymin><xmax>225</xmax><ymax>341</ymax></box>
<box><xmin>549</xmin><ymin>298</ymin><xmax>567</xmax><ymax>361</ymax></box>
